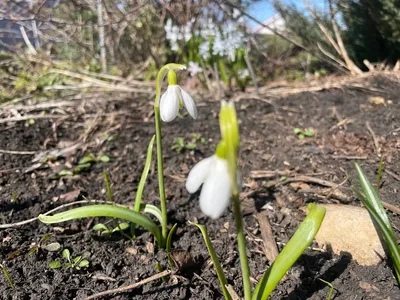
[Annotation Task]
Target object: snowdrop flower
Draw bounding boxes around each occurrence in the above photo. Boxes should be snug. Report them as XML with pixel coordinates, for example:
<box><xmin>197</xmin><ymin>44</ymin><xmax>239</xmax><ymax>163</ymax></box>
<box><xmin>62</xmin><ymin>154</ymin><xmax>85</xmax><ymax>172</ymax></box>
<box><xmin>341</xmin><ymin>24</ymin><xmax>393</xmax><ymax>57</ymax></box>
<box><xmin>187</xmin><ymin>61</ymin><xmax>203</xmax><ymax>77</ymax></box>
<box><xmin>186</xmin><ymin>155</ymin><xmax>231</xmax><ymax>219</ymax></box>
<box><xmin>238</xmin><ymin>69</ymin><xmax>250</xmax><ymax>79</ymax></box>
<box><xmin>159</xmin><ymin>70</ymin><xmax>197</xmax><ymax>122</ymax></box>
<box><xmin>199</xmin><ymin>41</ymin><xmax>211</xmax><ymax>60</ymax></box>
<box><xmin>186</xmin><ymin>101</ymin><xmax>240</xmax><ymax>219</ymax></box>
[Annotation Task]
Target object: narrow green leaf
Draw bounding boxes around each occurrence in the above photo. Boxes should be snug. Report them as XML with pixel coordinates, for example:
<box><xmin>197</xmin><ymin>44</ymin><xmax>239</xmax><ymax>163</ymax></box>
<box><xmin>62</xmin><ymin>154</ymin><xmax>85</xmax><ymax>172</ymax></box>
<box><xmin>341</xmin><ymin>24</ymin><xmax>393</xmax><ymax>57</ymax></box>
<box><xmin>134</xmin><ymin>135</ymin><xmax>155</xmax><ymax>213</ymax></box>
<box><xmin>355</xmin><ymin>163</ymin><xmax>392</xmax><ymax>232</ymax></box>
<box><xmin>131</xmin><ymin>136</ymin><xmax>155</xmax><ymax>237</ymax></box>
<box><xmin>38</xmin><ymin>205</ymin><xmax>163</xmax><ymax>247</ymax></box>
<box><xmin>0</xmin><ymin>264</ymin><xmax>14</xmax><ymax>289</ymax></box>
<box><xmin>166</xmin><ymin>224</ymin><xmax>177</xmax><ymax>254</ymax></box>
<box><xmin>48</xmin><ymin>260</ymin><xmax>62</xmax><ymax>269</ymax></box>
<box><xmin>189</xmin><ymin>222</ymin><xmax>231</xmax><ymax>300</ymax></box>
<box><xmin>103</xmin><ymin>170</ymin><xmax>113</xmax><ymax>202</ymax></box>
<box><xmin>58</xmin><ymin>169</ymin><xmax>73</xmax><ymax>177</ymax></box>
<box><xmin>252</xmin><ymin>204</ymin><xmax>326</xmax><ymax>300</ymax></box>
<box><xmin>140</xmin><ymin>204</ymin><xmax>163</xmax><ymax>225</ymax></box>
<box><xmin>376</xmin><ymin>159</ymin><xmax>384</xmax><ymax>193</ymax></box>
<box><xmin>73</xmin><ymin>163</ymin><xmax>91</xmax><ymax>174</ymax></box>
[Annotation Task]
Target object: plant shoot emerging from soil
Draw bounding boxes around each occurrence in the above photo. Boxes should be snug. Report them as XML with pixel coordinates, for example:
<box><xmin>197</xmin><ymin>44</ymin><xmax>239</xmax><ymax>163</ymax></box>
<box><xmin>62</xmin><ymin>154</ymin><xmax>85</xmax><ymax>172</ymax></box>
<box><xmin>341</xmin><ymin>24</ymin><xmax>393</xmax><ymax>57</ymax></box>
<box><xmin>189</xmin><ymin>101</ymin><xmax>326</xmax><ymax>300</ymax></box>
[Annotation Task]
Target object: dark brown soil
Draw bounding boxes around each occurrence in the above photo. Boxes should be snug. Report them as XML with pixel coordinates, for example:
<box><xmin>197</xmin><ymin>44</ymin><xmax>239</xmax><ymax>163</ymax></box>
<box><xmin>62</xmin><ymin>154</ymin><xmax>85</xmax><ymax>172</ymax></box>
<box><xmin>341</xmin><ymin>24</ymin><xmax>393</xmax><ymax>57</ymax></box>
<box><xmin>0</xmin><ymin>74</ymin><xmax>399</xmax><ymax>299</ymax></box>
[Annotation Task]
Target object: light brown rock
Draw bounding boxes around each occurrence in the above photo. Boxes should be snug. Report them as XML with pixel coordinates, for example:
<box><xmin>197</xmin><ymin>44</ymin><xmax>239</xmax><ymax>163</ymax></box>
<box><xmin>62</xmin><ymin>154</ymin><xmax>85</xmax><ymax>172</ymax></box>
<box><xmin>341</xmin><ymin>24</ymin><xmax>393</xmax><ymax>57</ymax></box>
<box><xmin>313</xmin><ymin>204</ymin><xmax>385</xmax><ymax>266</ymax></box>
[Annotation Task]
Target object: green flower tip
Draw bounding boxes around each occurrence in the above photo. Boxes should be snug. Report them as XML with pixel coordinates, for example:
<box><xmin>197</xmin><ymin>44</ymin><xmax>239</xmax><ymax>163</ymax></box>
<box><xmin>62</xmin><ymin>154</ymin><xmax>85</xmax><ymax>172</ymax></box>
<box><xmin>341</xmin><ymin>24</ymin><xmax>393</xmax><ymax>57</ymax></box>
<box><xmin>167</xmin><ymin>70</ymin><xmax>178</xmax><ymax>85</ymax></box>
<box><xmin>219</xmin><ymin>100</ymin><xmax>240</xmax><ymax>151</ymax></box>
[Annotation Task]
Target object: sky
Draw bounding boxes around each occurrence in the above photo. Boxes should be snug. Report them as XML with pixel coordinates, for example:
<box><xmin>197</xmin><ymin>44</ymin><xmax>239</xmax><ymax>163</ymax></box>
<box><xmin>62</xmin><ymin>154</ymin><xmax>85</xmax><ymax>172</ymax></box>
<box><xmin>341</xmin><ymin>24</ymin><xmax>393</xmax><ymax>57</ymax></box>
<box><xmin>246</xmin><ymin>0</ymin><xmax>327</xmax><ymax>28</ymax></box>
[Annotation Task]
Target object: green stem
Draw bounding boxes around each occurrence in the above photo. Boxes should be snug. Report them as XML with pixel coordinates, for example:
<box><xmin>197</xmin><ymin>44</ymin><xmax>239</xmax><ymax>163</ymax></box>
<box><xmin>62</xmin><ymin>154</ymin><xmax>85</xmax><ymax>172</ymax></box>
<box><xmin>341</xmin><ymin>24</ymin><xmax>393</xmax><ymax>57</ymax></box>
<box><xmin>232</xmin><ymin>192</ymin><xmax>252</xmax><ymax>300</ymax></box>
<box><xmin>154</xmin><ymin>105</ymin><xmax>168</xmax><ymax>241</ymax></box>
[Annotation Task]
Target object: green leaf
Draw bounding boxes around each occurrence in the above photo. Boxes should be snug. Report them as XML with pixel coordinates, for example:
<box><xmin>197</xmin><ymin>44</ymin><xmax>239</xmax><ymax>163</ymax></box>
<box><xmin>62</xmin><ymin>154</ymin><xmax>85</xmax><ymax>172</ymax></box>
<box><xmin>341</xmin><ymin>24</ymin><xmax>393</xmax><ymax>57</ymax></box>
<box><xmin>140</xmin><ymin>204</ymin><xmax>163</xmax><ymax>225</ymax></box>
<box><xmin>293</xmin><ymin>128</ymin><xmax>302</xmax><ymax>135</ymax></box>
<box><xmin>185</xmin><ymin>142</ymin><xmax>197</xmax><ymax>150</ymax></box>
<box><xmin>252</xmin><ymin>204</ymin><xmax>326</xmax><ymax>300</ymax></box>
<box><xmin>42</xmin><ymin>242</ymin><xmax>61</xmax><ymax>252</ymax></box>
<box><xmin>38</xmin><ymin>205</ymin><xmax>164</xmax><ymax>247</ymax></box>
<box><xmin>103</xmin><ymin>170</ymin><xmax>113</xmax><ymax>202</ymax></box>
<box><xmin>99</xmin><ymin>155</ymin><xmax>110</xmax><ymax>163</ymax></box>
<box><xmin>92</xmin><ymin>223</ymin><xmax>110</xmax><ymax>232</ymax></box>
<box><xmin>354</xmin><ymin>163</ymin><xmax>400</xmax><ymax>282</ymax></box>
<box><xmin>189</xmin><ymin>222</ymin><xmax>231</xmax><ymax>300</ymax></box>
<box><xmin>298</xmin><ymin>134</ymin><xmax>304</xmax><ymax>140</ymax></box>
<box><xmin>0</xmin><ymin>264</ymin><xmax>14</xmax><ymax>289</ymax></box>
<box><xmin>166</xmin><ymin>224</ymin><xmax>177</xmax><ymax>254</ymax></box>
<box><xmin>58</xmin><ymin>169</ymin><xmax>73</xmax><ymax>177</ymax></box>
<box><xmin>78</xmin><ymin>260</ymin><xmax>89</xmax><ymax>268</ymax></box>
<box><xmin>78</xmin><ymin>153</ymin><xmax>97</xmax><ymax>165</ymax></box>
<box><xmin>134</xmin><ymin>136</ymin><xmax>155</xmax><ymax>213</ymax></box>
<box><xmin>112</xmin><ymin>222</ymin><xmax>130</xmax><ymax>232</ymax></box>
<box><xmin>73</xmin><ymin>163</ymin><xmax>92</xmax><ymax>174</ymax></box>
<box><xmin>48</xmin><ymin>260</ymin><xmax>62</xmax><ymax>269</ymax></box>
<box><xmin>132</xmin><ymin>136</ymin><xmax>155</xmax><ymax>237</ymax></box>
<box><xmin>73</xmin><ymin>256</ymin><xmax>82</xmax><ymax>266</ymax></box>
<box><xmin>62</xmin><ymin>249</ymin><xmax>71</xmax><ymax>262</ymax></box>
<box><xmin>304</xmin><ymin>129</ymin><xmax>315</xmax><ymax>137</ymax></box>
<box><xmin>355</xmin><ymin>163</ymin><xmax>392</xmax><ymax>231</ymax></box>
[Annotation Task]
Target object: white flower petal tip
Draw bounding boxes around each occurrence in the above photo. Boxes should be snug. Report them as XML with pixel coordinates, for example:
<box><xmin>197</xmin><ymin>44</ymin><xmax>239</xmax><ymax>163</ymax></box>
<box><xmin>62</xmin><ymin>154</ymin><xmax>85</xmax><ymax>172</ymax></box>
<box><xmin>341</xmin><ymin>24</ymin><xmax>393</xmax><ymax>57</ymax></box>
<box><xmin>160</xmin><ymin>85</ymin><xmax>180</xmax><ymax>122</ymax></box>
<box><xmin>186</xmin><ymin>156</ymin><xmax>231</xmax><ymax>219</ymax></box>
<box><xmin>180</xmin><ymin>87</ymin><xmax>198</xmax><ymax>119</ymax></box>
<box><xmin>186</xmin><ymin>156</ymin><xmax>214</xmax><ymax>193</ymax></box>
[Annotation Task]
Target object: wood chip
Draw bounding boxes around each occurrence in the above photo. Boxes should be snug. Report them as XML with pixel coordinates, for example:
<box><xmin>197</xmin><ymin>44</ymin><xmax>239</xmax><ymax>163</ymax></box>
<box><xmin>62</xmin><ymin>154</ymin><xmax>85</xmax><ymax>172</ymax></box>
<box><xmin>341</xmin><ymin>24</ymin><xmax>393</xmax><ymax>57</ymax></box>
<box><xmin>256</xmin><ymin>211</ymin><xmax>279</xmax><ymax>263</ymax></box>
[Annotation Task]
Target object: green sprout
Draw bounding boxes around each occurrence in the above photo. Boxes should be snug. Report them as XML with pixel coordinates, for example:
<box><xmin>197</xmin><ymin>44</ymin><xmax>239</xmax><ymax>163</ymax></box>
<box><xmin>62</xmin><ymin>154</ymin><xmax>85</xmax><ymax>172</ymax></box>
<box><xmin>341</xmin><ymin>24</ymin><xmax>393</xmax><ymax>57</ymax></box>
<box><xmin>92</xmin><ymin>222</ymin><xmax>130</xmax><ymax>237</ymax></box>
<box><xmin>57</xmin><ymin>153</ymin><xmax>110</xmax><ymax>178</ymax></box>
<box><xmin>0</xmin><ymin>264</ymin><xmax>14</xmax><ymax>289</ymax></box>
<box><xmin>28</xmin><ymin>234</ymin><xmax>61</xmax><ymax>255</ymax></box>
<box><xmin>294</xmin><ymin>128</ymin><xmax>315</xmax><ymax>140</ymax></box>
<box><xmin>48</xmin><ymin>248</ymin><xmax>90</xmax><ymax>270</ymax></box>
<box><xmin>171</xmin><ymin>133</ymin><xmax>206</xmax><ymax>153</ymax></box>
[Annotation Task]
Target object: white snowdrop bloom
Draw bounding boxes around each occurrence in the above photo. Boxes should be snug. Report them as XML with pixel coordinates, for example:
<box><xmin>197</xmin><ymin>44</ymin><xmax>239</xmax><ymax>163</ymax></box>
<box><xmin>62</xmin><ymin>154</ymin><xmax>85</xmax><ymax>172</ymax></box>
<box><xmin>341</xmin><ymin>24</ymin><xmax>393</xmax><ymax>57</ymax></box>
<box><xmin>183</xmin><ymin>21</ymin><xmax>192</xmax><ymax>42</ymax></box>
<box><xmin>238</xmin><ymin>69</ymin><xmax>250</xmax><ymax>79</ymax></box>
<box><xmin>186</xmin><ymin>155</ymin><xmax>231</xmax><ymax>219</ymax></box>
<box><xmin>199</xmin><ymin>41</ymin><xmax>211</xmax><ymax>60</ymax></box>
<box><xmin>160</xmin><ymin>85</ymin><xmax>197</xmax><ymax>122</ymax></box>
<box><xmin>187</xmin><ymin>61</ymin><xmax>203</xmax><ymax>77</ymax></box>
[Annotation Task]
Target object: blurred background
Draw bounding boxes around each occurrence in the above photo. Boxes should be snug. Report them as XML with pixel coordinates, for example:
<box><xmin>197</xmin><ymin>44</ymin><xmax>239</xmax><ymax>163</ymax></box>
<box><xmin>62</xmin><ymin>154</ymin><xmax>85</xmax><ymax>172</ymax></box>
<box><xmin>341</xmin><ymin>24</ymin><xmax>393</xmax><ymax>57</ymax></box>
<box><xmin>1</xmin><ymin>0</ymin><xmax>399</xmax><ymax>102</ymax></box>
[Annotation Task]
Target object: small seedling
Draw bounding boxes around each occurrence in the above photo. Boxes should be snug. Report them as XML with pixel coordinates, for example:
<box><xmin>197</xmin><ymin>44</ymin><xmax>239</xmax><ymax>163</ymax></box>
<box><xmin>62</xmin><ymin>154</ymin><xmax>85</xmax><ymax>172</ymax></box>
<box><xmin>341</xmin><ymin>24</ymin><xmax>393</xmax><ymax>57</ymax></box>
<box><xmin>57</xmin><ymin>153</ymin><xmax>110</xmax><ymax>178</ymax></box>
<box><xmin>0</xmin><ymin>264</ymin><xmax>14</xmax><ymax>289</ymax></box>
<box><xmin>48</xmin><ymin>249</ymin><xmax>90</xmax><ymax>270</ymax></box>
<box><xmin>294</xmin><ymin>128</ymin><xmax>315</xmax><ymax>140</ymax></box>
<box><xmin>318</xmin><ymin>278</ymin><xmax>335</xmax><ymax>300</ymax></box>
<box><xmin>11</xmin><ymin>192</ymin><xmax>19</xmax><ymax>204</ymax></box>
<box><xmin>93</xmin><ymin>222</ymin><xmax>130</xmax><ymax>237</ymax></box>
<box><xmin>171</xmin><ymin>133</ymin><xmax>206</xmax><ymax>153</ymax></box>
<box><xmin>29</xmin><ymin>234</ymin><xmax>61</xmax><ymax>255</ymax></box>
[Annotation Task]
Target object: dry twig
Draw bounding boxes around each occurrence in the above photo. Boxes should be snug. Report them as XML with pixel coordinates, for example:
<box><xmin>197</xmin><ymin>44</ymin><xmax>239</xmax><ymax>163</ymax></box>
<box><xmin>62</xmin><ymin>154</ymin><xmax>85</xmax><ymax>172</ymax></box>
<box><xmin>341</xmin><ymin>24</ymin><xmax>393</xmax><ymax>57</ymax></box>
<box><xmin>85</xmin><ymin>270</ymin><xmax>172</xmax><ymax>300</ymax></box>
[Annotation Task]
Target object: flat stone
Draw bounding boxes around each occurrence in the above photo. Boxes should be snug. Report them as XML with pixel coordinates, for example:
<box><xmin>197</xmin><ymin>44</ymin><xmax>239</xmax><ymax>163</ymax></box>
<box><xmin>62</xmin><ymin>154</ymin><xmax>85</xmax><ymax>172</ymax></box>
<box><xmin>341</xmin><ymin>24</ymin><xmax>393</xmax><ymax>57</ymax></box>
<box><xmin>313</xmin><ymin>204</ymin><xmax>385</xmax><ymax>266</ymax></box>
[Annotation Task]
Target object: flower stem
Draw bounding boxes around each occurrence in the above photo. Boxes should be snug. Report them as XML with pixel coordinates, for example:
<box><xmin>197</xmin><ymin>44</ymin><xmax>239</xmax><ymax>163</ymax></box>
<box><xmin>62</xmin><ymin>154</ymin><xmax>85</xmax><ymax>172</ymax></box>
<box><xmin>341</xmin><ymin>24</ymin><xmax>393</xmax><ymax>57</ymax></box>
<box><xmin>232</xmin><ymin>192</ymin><xmax>252</xmax><ymax>300</ymax></box>
<box><xmin>154</xmin><ymin>105</ymin><xmax>168</xmax><ymax>243</ymax></box>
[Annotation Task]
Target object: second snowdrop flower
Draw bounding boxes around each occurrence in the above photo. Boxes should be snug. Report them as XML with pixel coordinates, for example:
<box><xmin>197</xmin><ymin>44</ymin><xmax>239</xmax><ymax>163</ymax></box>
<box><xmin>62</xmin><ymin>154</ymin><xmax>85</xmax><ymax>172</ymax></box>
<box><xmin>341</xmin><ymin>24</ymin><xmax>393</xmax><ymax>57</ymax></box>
<box><xmin>160</xmin><ymin>69</ymin><xmax>197</xmax><ymax>122</ymax></box>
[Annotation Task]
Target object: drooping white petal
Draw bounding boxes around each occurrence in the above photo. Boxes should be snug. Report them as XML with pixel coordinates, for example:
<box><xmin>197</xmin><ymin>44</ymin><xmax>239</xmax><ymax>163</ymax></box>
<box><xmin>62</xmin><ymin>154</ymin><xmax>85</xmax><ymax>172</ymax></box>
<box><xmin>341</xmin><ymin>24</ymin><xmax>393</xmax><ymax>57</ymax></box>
<box><xmin>160</xmin><ymin>85</ymin><xmax>180</xmax><ymax>122</ymax></box>
<box><xmin>185</xmin><ymin>156</ymin><xmax>214</xmax><ymax>194</ymax></box>
<box><xmin>199</xmin><ymin>157</ymin><xmax>231</xmax><ymax>219</ymax></box>
<box><xmin>179</xmin><ymin>87</ymin><xmax>198</xmax><ymax>119</ymax></box>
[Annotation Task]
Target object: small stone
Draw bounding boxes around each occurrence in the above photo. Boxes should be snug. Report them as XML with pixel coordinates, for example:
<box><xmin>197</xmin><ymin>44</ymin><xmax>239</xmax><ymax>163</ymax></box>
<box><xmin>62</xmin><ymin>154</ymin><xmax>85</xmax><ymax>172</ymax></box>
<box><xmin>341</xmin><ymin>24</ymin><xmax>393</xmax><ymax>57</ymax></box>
<box><xmin>313</xmin><ymin>204</ymin><xmax>385</xmax><ymax>266</ymax></box>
